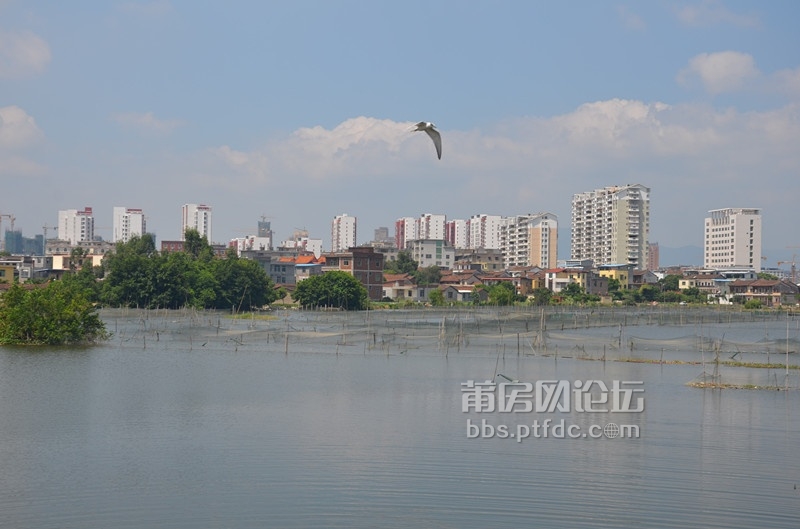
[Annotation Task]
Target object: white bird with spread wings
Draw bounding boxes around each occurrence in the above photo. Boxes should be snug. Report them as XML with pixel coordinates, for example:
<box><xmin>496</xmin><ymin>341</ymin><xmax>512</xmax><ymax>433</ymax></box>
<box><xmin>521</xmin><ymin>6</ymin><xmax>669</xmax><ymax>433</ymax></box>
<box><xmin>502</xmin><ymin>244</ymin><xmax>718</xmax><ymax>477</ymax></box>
<box><xmin>413</xmin><ymin>121</ymin><xmax>442</xmax><ymax>160</ymax></box>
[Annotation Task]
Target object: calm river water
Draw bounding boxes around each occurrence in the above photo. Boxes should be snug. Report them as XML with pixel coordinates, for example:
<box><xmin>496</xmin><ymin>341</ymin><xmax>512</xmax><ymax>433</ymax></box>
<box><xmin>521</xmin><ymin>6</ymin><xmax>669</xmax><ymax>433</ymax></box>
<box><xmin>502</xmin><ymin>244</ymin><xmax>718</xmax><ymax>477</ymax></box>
<box><xmin>0</xmin><ymin>308</ymin><xmax>798</xmax><ymax>528</ymax></box>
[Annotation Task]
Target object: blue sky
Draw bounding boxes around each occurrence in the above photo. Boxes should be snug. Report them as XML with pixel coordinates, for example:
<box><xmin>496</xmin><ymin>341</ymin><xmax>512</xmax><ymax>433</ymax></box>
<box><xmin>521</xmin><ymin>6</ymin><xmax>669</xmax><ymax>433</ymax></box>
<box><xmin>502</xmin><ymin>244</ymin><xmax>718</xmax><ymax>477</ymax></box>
<box><xmin>2</xmin><ymin>1</ymin><xmax>799</xmax><ymax>264</ymax></box>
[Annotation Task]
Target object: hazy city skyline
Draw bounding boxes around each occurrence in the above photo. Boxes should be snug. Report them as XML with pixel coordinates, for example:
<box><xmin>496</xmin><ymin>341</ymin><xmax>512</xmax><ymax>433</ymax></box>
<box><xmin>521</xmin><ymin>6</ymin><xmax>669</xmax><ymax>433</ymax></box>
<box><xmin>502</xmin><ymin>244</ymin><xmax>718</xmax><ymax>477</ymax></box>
<box><xmin>2</xmin><ymin>2</ymin><xmax>799</xmax><ymax>265</ymax></box>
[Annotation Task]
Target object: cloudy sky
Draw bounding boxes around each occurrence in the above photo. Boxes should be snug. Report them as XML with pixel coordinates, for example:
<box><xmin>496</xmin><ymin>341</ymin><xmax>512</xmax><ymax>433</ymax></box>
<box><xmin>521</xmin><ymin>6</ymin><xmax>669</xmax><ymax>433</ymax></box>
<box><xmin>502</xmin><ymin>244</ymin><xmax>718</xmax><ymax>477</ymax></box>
<box><xmin>2</xmin><ymin>1</ymin><xmax>799</xmax><ymax>264</ymax></box>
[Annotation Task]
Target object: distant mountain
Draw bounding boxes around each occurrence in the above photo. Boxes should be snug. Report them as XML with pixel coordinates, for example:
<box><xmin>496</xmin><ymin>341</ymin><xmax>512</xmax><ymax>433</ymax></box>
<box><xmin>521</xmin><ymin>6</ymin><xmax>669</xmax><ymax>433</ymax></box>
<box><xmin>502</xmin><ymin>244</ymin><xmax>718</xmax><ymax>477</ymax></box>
<box><xmin>658</xmin><ymin>246</ymin><xmax>702</xmax><ymax>268</ymax></box>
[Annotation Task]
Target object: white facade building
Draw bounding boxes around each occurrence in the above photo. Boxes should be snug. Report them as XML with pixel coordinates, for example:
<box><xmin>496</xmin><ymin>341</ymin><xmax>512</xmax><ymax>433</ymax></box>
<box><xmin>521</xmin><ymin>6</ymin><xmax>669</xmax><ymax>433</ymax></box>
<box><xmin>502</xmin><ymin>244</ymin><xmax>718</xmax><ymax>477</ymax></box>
<box><xmin>570</xmin><ymin>184</ymin><xmax>650</xmax><ymax>268</ymax></box>
<box><xmin>445</xmin><ymin>219</ymin><xmax>469</xmax><ymax>249</ymax></box>
<box><xmin>280</xmin><ymin>237</ymin><xmax>323</xmax><ymax>258</ymax></box>
<box><xmin>112</xmin><ymin>207</ymin><xmax>146</xmax><ymax>243</ymax></box>
<box><xmin>468</xmin><ymin>214</ymin><xmax>503</xmax><ymax>249</ymax></box>
<box><xmin>230</xmin><ymin>236</ymin><xmax>272</xmax><ymax>256</ymax></box>
<box><xmin>704</xmin><ymin>208</ymin><xmax>762</xmax><ymax>272</ymax></box>
<box><xmin>416</xmin><ymin>213</ymin><xmax>446</xmax><ymax>241</ymax></box>
<box><xmin>58</xmin><ymin>207</ymin><xmax>95</xmax><ymax>245</ymax></box>
<box><xmin>394</xmin><ymin>217</ymin><xmax>418</xmax><ymax>250</ymax></box>
<box><xmin>408</xmin><ymin>239</ymin><xmax>455</xmax><ymax>269</ymax></box>
<box><xmin>331</xmin><ymin>213</ymin><xmax>357</xmax><ymax>252</ymax></box>
<box><xmin>181</xmin><ymin>203</ymin><xmax>212</xmax><ymax>242</ymax></box>
<box><xmin>500</xmin><ymin>213</ymin><xmax>558</xmax><ymax>269</ymax></box>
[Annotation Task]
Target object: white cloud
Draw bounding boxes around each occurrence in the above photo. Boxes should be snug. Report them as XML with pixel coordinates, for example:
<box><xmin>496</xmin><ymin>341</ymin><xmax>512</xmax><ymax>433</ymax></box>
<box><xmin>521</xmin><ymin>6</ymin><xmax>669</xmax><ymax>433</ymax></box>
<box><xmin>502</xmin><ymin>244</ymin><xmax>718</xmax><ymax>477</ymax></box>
<box><xmin>0</xmin><ymin>105</ymin><xmax>45</xmax><ymax>176</ymax></box>
<box><xmin>677</xmin><ymin>51</ymin><xmax>759</xmax><ymax>95</ymax></box>
<box><xmin>675</xmin><ymin>0</ymin><xmax>760</xmax><ymax>28</ymax></box>
<box><xmin>0</xmin><ymin>29</ymin><xmax>51</xmax><ymax>79</ymax></box>
<box><xmin>772</xmin><ymin>67</ymin><xmax>800</xmax><ymax>99</ymax></box>
<box><xmin>0</xmin><ymin>105</ymin><xmax>43</xmax><ymax>149</ymax></box>
<box><xmin>210</xmin><ymin>145</ymin><xmax>269</xmax><ymax>183</ymax></box>
<box><xmin>205</xmin><ymin>100</ymin><xmax>799</xmax><ymax>188</ymax></box>
<box><xmin>113</xmin><ymin>111</ymin><xmax>183</xmax><ymax>134</ymax></box>
<box><xmin>617</xmin><ymin>5</ymin><xmax>646</xmax><ymax>31</ymax></box>
<box><xmin>148</xmin><ymin>100</ymin><xmax>800</xmax><ymax>247</ymax></box>
<box><xmin>204</xmin><ymin>117</ymin><xmax>420</xmax><ymax>186</ymax></box>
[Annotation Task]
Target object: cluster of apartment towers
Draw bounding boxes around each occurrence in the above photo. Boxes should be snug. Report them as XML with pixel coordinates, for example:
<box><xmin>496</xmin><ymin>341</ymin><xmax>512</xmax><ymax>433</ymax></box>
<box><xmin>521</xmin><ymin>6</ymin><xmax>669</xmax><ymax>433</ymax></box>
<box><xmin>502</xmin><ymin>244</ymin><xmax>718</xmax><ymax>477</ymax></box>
<box><xmin>7</xmin><ymin>184</ymin><xmax>763</xmax><ymax>274</ymax></box>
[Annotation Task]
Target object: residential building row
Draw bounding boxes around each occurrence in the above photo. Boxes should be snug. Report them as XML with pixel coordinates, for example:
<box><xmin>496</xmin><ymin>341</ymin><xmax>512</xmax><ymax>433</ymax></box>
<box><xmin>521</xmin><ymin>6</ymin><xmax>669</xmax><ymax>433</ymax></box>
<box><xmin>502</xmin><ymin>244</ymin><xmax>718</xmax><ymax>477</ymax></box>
<box><xmin>0</xmin><ymin>185</ymin><xmax>771</xmax><ymax>289</ymax></box>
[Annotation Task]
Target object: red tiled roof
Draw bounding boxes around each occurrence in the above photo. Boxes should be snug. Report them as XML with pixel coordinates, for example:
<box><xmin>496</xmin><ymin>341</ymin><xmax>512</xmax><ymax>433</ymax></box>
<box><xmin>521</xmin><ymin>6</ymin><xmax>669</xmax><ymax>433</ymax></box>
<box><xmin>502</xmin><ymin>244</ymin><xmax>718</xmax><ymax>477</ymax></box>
<box><xmin>383</xmin><ymin>273</ymin><xmax>412</xmax><ymax>283</ymax></box>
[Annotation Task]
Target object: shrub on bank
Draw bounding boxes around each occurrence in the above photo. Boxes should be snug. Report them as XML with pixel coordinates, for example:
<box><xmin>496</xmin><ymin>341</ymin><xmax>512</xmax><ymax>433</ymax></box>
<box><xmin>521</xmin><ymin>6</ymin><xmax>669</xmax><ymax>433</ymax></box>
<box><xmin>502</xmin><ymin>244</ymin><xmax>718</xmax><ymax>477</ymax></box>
<box><xmin>0</xmin><ymin>282</ymin><xmax>109</xmax><ymax>345</ymax></box>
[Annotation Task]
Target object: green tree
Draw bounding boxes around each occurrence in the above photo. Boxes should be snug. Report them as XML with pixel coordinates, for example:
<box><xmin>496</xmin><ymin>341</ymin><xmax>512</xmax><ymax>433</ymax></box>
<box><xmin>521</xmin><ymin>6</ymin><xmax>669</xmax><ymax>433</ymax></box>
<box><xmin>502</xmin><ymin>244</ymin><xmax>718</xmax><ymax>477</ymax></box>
<box><xmin>659</xmin><ymin>274</ymin><xmax>681</xmax><ymax>291</ymax></box>
<box><xmin>488</xmin><ymin>282</ymin><xmax>518</xmax><ymax>305</ymax></box>
<box><xmin>638</xmin><ymin>284</ymin><xmax>659</xmax><ymax>302</ymax></box>
<box><xmin>744</xmin><ymin>299</ymin><xmax>762</xmax><ymax>309</ymax></box>
<box><xmin>292</xmin><ymin>271</ymin><xmax>369</xmax><ymax>310</ymax></box>
<box><xmin>0</xmin><ymin>282</ymin><xmax>108</xmax><ymax>345</ymax></box>
<box><xmin>62</xmin><ymin>264</ymin><xmax>102</xmax><ymax>303</ymax></box>
<box><xmin>607</xmin><ymin>278</ymin><xmax>624</xmax><ymax>301</ymax></box>
<box><xmin>101</xmin><ymin>237</ymin><xmax>157</xmax><ymax>307</ymax></box>
<box><xmin>414</xmin><ymin>265</ymin><xmax>442</xmax><ymax>286</ymax></box>
<box><xmin>101</xmin><ymin>232</ymin><xmax>277</xmax><ymax>310</ymax></box>
<box><xmin>384</xmin><ymin>251</ymin><xmax>418</xmax><ymax>275</ymax></box>
<box><xmin>183</xmin><ymin>228</ymin><xmax>214</xmax><ymax>261</ymax></box>
<box><xmin>661</xmin><ymin>290</ymin><xmax>683</xmax><ymax>303</ymax></box>
<box><xmin>428</xmin><ymin>289</ymin><xmax>445</xmax><ymax>306</ymax></box>
<box><xmin>683</xmin><ymin>286</ymin><xmax>705</xmax><ymax>303</ymax></box>
<box><xmin>531</xmin><ymin>287</ymin><xmax>552</xmax><ymax>306</ymax></box>
<box><xmin>470</xmin><ymin>286</ymin><xmax>485</xmax><ymax>305</ymax></box>
<box><xmin>560</xmin><ymin>282</ymin><xmax>587</xmax><ymax>304</ymax></box>
<box><xmin>757</xmin><ymin>272</ymin><xmax>779</xmax><ymax>280</ymax></box>
<box><xmin>213</xmin><ymin>255</ymin><xmax>277</xmax><ymax>311</ymax></box>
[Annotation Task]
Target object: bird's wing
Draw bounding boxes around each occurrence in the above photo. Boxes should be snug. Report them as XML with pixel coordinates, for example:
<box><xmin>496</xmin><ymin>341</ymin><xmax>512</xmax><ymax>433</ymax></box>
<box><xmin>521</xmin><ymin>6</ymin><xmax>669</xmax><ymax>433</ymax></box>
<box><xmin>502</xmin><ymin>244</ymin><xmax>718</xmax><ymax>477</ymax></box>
<box><xmin>425</xmin><ymin>128</ymin><xmax>442</xmax><ymax>159</ymax></box>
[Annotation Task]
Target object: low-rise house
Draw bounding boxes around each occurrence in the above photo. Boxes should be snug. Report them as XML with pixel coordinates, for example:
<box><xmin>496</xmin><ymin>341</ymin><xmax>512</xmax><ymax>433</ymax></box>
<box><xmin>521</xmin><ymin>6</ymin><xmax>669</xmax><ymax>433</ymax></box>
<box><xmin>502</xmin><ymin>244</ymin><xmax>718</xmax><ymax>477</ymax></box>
<box><xmin>240</xmin><ymin>249</ymin><xmax>319</xmax><ymax>286</ymax></box>
<box><xmin>479</xmin><ymin>273</ymin><xmax>532</xmax><ymax>296</ymax></box>
<box><xmin>440</xmin><ymin>284</ymin><xmax>489</xmax><ymax>303</ymax></box>
<box><xmin>46</xmin><ymin>239</ymin><xmax>114</xmax><ymax>271</ymax></box>
<box><xmin>597</xmin><ymin>263</ymin><xmax>634</xmax><ymax>289</ymax></box>
<box><xmin>439</xmin><ymin>271</ymin><xmax>482</xmax><ymax>286</ymax></box>
<box><xmin>679</xmin><ymin>273</ymin><xmax>727</xmax><ymax>298</ymax></box>
<box><xmin>454</xmin><ymin>248</ymin><xmax>505</xmax><ymax>272</ymax></box>
<box><xmin>544</xmin><ymin>268</ymin><xmax>587</xmax><ymax>293</ymax></box>
<box><xmin>632</xmin><ymin>270</ymin><xmax>659</xmax><ymax>288</ymax></box>
<box><xmin>159</xmin><ymin>240</ymin><xmax>228</xmax><ymax>257</ymax></box>
<box><xmin>322</xmin><ymin>246</ymin><xmax>385</xmax><ymax>301</ymax></box>
<box><xmin>0</xmin><ymin>263</ymin><xmax>14</xmax><ymax>284</ymax></box>
<box><xmin>728</xmin><ymin>279</ymin><xmax>800</xmax><ymax>307</ymax></box>
<box><xmin>295</xmin><ymin>259</ymin><xmax>324</xmax><ymax>283</ymax></box>
<box><xmin>382</xmin><ymin>273</ymin><xmax>417</xmax><ymax>301</ymax></box>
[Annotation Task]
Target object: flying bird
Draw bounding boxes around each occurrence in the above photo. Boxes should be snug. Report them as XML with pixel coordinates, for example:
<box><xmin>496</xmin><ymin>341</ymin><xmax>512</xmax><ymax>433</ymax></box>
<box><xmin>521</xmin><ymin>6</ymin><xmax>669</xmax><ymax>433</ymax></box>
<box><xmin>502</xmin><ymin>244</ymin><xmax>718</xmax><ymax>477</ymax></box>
<box><xmin>413</xmin><ymin>121</ymin><xmax>442</xmax><ymax>160</ymax></box>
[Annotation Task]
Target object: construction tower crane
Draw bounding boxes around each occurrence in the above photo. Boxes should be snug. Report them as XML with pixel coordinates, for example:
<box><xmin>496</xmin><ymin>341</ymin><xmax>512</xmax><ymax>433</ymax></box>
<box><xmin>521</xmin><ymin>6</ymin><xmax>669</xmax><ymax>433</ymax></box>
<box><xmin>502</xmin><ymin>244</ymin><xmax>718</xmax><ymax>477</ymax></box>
<box><xmin>777</xmin><ymin>254</ymin><xmax>797</xmax><ymax>284</ymax></box>
<box><xmin>0</xmin><ymin>213</ymin><xmax>16</xmax><ymax>252</ymax></box>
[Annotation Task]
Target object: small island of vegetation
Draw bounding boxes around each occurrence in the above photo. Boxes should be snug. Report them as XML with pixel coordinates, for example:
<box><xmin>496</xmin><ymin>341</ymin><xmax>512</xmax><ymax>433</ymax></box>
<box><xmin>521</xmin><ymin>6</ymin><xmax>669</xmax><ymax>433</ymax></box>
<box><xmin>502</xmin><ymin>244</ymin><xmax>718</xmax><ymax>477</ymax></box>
<box><xmin>0</xmin><ymin>281</ymin><xmax>108</xmax><ymax>345</ymax></box>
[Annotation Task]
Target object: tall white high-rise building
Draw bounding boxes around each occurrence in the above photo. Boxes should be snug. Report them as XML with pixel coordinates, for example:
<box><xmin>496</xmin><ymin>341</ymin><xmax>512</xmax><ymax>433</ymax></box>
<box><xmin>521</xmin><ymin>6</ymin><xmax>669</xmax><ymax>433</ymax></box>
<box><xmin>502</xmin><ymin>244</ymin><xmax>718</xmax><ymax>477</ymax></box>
<box><xmin>570</xmin><ymin>184</ymin><xmax>650</xmax><ymax>268</ymax></box>
<box><xmin>416</xmin><ymin>213</ymin><xmax>446</xmax><ymax>240</ymax></box>
<box><xmin>468</xmin><ymin>214</ymin><xmax>503</xmax><ymax>249</ymax></box>
<box><xmin>445</xmin><ymin>219</ymin><xmax>469</xmax><ymax>249</ymax></box>
<box><xmin>58</xmin><ymin>207</ymin><xmax>95</xmax><ymax>245</ymax></box>
<box><xmin>331</xmin><ymin>213</ymin><xmax>357</xmax><ymax>252</ymax></box>
<box><xmin>394</xmin><ymin>217</ymin><xmax>417</xmax><ymax>250</ymax></box>
<box><xmin>112</xmin><ymin>207</ymin><xmax>146</xmax><ymax>243</ymax></box>
<box><xmin>500</xmin><ymin>213</ymin><xmax>558</xmax><ymax>269</ymax></box>
<box><xmin>181</xmin><ymin>204</ymin><xmax>212</xmax><ymax>242</ymax></box>
<box><xmin>704</xmin><ymin>208</ymin><xmax>762</xmax><ymax>272</ymax></box>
